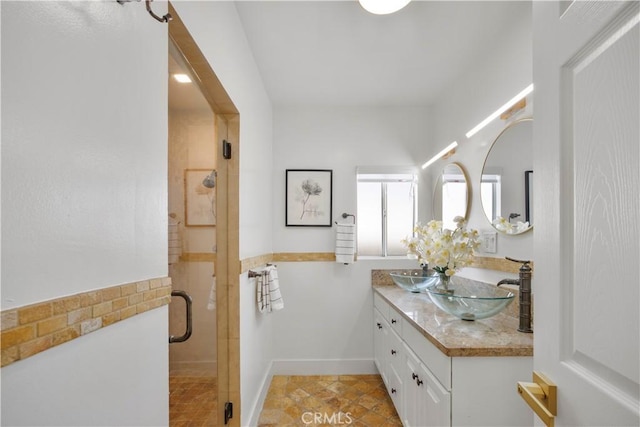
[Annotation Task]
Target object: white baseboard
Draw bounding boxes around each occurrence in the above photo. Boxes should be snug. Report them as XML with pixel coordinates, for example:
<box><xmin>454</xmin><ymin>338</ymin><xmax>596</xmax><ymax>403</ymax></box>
<box><xmin>245</xmin><ymin>359</ymin><xmax>377</xmax><ymax>426</ymax></box>
<box><xmin>246</xmin><ymin>362</ymin><xmax>274</xmax><ymax>427</ymax></box>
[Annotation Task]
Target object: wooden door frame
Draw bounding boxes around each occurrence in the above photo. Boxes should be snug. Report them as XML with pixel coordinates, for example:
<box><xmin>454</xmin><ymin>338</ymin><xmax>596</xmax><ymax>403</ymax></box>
<box><xmin>169</xmin><ymin>4</ymin><xmax>241</xmax><ymax>426</ymax></box>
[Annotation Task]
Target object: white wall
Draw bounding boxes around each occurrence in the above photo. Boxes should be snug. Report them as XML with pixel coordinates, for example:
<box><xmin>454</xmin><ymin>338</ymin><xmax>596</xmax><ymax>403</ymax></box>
<box><xmin>270</xmin><ymin>106</ymin><xmax>431</xmax><ymax>366</ymax></box>
<box><xmin>1</xmin><ymin>1</ymin><xmax>168</xmax><ymax>310</ymax></box>
<box><xmin>427</xmin><ymin>3</ymin><xmax>533</xmax><ymax>263</ymax></box>
<box><xmin>1</xmin><ymin>309</ymin><xmax>168</xmax><ymax>426</ymax></box>
<box><xmin>269</xmin><ymin>259</ymin><xmax>415</xmax><ymax>368</ymax></box>
<box><xmin>1</xmin><ymin>1</ymin><xmax>168</xmax><ymax>425</ymax></box>
<box><xmin>170</xmin><ymin>2</ymin><xmax>274</xmax><ymax>424</ymax></box>
<box><xmin>273</xmin><ymin>106</ymin><xmax>434</xmax><ymax>250</ymax></box>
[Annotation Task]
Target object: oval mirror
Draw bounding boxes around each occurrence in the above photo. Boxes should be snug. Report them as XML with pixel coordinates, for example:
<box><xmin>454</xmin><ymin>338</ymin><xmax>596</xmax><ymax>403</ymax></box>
<box><xmin>432</xmin><ymin>162</ymin><xmax>470</xmax><ymax>230</ymax></box>
<box><xmin>480</xmin><ymin>118</ymin><xmax>533</xmax><ymax>235</ymax></box>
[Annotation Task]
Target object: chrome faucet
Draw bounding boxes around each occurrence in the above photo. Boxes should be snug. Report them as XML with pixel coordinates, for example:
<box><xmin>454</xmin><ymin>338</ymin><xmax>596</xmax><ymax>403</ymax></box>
<box><xmin>497</xmin><ymin>257</ymin><xmax>533</xmax><ymax>333</ymax></box>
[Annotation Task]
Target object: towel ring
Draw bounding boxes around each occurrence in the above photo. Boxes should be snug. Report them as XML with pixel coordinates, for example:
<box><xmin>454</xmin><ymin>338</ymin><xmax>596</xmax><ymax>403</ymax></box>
<box><xmin>335</xmin><ymin>213</ymin><xmax>356</xmax><ymax>224</ymax></box>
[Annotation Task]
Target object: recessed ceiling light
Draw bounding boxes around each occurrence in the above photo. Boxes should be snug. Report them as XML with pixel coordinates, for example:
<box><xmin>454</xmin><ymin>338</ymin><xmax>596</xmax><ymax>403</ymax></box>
<box><xmin>173</xmin><ymin>74</ymin><xmax>192</xmax><ymax>84</ymax></box>
<box><xmin>359</xmin><ymin>0</ymin><xmax>411</xmax><ymax>15</ymax></box>
<box><xmin>465</xmin><ymin>84</ymin><xmax>534</xmax><ymax>139</ymax></box>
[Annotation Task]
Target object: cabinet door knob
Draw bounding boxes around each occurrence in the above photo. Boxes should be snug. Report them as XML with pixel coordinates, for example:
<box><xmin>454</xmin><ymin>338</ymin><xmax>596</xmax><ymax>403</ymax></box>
<box><xmin>391</xmin><ymin>319</ymin><xmax>397</xmax><ymax>324</ymax></box>
<box><xmin>412</xmin><ymin>373</ymin><xmax>418</xmax><ymax>380</ymax></box>
<box><xmin>376</xmin><ymin>322</ymin><xmax>382</xmax><ymax>329</ymax></box>
<box><xmin>416</xmin><ymin>378</ymin><xmax>423</xmax><ymax>386</ymax></box>
<box><xmin>391</xmin><ymin>349</ymin><xmax>396</xmax><ymax>355</ymax></box>
<box><xmin>391</xmin><ymin>388</ymin><xmax>397</xmax><ymax>394</ymax></box>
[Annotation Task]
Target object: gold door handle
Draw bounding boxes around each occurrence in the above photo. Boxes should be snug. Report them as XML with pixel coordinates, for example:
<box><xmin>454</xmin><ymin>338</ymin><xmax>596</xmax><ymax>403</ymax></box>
<box><xmin>517</xmin><ymin>371</ymin><xmax>557</xmax><ymax>427</ymax></box>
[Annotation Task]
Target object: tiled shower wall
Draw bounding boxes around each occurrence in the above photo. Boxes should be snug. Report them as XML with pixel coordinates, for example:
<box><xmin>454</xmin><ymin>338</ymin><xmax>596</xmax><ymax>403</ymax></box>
<box><xmin>168</xmin><ymin>109</ymin><xmax>217</xmax><ymax>373</ymax></box>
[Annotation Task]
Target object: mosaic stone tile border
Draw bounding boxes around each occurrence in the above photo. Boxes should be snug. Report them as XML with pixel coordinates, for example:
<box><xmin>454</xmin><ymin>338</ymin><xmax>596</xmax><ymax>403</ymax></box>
<box><xmin>0</xmin><ymin>277</ymin><xmax>172</xmax><ymax>368</ymax></box>
<box><xmin>241</xmin><ymin>253</ymin><xmax>528</xmax><ymax>275</ymax></box>
<box><xmin>471</xmin><ymin>256</ymin><xmax>534</xmax><ymax>274</ymax></box>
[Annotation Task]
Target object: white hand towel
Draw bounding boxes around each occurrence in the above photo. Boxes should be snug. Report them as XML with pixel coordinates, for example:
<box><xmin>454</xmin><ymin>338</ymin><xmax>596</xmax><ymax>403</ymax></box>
<box><xmin>335</xmin><ymin>223</ymin><xmax>356</xmax><ymax>264</ymax></box>
<box><xmin>265</xmin><ymin>265</ymin><xmax>284</xmax><ymax>311</ymax></box>
<box><xmin>256</xmin><ymin>265</ymin><xmax>284</xmax><ymax>313</ymax></box>
<box><xmin>256</xmin><ymin>273</ymin><xmax>269</xmax><ymax>313</ymax></box>
<box><xmin>207</xmin><ymin>276</ymin><xmax>216</xmax><ymax>311</ymax></box>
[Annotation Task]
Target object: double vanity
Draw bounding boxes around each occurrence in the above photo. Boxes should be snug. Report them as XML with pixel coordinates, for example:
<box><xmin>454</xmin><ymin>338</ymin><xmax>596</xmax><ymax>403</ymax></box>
<box><xmin>372</xmin><ymin>270</ymin><xmax>533</xmax><ymax>426</ymax></box>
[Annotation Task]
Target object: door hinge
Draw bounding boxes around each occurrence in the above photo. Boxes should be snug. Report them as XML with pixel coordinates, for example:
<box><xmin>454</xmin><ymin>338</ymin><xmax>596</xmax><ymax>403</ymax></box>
<box><xmin>224</xmin><ymin>401</ymin><xmax>233</xmax><ymax>424</ymax></box>
<box><xmin>223</xmin><ymin>139</ymin><xmax>232</xmax><ymax>159</ymax></box>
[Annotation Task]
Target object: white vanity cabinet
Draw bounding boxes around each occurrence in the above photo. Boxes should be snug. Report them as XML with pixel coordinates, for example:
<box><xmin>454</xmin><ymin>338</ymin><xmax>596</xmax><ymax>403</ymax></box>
<box><xmin>373</xmin><ymin>290</ymin><xmax>533</xmax><ymax>427</ymax></box>
<box><xmin>374</xmin><ymin>293</ymin><xmax>450</xmax><ymax>426</ymax></box>
<box><xmin>403</xmin><ymin>344</ymin><xmax>450</xmax><ymax>427</ymax></box>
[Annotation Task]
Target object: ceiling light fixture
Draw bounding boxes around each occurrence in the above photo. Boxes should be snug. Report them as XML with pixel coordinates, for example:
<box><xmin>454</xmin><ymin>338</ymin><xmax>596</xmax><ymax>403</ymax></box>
<box><xmin>465</xmin><ymin>84</ymin><xmax>534</xmax><ymax>138</ymax></box>
<box><xmin>358</xmin><ymin>0</ymin><xmax>411</xmax><ymax>15</ymax></box>
<box><xmin>173</xmin><ymin>74</ymin><xmax>192</xmax><ymax>84</ymax></box>
<box><xmin>421</xmin><ymin>141</ymin><xmax>458</xmax><ymax>170</ymax></box>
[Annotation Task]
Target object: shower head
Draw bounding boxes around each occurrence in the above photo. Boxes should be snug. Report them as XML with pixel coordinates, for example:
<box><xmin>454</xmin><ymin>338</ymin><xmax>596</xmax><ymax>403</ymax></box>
<box><xmin>202</xmin><ymin>170</ymin><xmax>216</xmax><ymax>188</ymax></box>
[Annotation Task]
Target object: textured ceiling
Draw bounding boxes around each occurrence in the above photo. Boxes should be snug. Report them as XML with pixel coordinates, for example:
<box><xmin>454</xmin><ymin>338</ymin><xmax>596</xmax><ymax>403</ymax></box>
<box><xmin>235</xmin><ymin>1</ymin><xmax>531</xmax><ymax>106</ymax></box>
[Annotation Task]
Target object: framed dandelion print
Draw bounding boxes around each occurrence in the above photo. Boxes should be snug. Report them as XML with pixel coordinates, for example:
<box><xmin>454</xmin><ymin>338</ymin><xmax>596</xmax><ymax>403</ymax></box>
<box><xmin>286</xmin><ymin>169</ymin><xmax>333</xmax><ymax>227</ymax></box>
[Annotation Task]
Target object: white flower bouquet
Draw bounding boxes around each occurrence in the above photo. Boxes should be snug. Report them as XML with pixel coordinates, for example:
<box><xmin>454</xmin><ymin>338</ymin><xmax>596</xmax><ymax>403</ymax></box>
<box><xmin>402</xmin><ymin>216</ymin><xmax>480</xmax><ymax>277</ymax></box>
<box><xmin>492</xmin><ymin>216</ymin><xmax>530</xmax><ymax>234</ymax></box>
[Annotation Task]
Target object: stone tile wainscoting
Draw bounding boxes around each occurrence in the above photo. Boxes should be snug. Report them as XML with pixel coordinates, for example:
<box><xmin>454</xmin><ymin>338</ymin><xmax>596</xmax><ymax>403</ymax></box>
<box><xmin>1</xmin><ymin>277</ymin><xmax>172</xmax><ymax>367</ymax></box>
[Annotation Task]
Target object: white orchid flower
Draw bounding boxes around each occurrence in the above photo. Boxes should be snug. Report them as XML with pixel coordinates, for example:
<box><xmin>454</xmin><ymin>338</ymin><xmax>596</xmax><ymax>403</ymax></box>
<box><xmin>402</xmin><ymin>217</ymin><xmax>481</xmax><ymax>278</ymax></box>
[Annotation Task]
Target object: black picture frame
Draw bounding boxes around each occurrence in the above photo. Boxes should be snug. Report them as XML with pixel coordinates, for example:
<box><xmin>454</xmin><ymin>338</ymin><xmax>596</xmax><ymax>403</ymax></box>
<box><xmin>285</xmin><ymin>169</ymin><xmax>333</xmax><ymax>227</ymax></box>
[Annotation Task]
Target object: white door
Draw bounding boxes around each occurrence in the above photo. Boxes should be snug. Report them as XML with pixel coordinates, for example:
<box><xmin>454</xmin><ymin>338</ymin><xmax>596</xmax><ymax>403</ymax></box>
<box><xmin>533</xmin><ymin>1</ymin><xmax>639</xmax><ymax>426</ymax></box>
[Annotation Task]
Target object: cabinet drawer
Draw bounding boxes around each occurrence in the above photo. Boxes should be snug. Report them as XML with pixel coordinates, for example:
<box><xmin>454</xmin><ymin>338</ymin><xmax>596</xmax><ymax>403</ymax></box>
<box><xmin>373</xmin><ymin>292</ymin><xmax>389</xmax><ymax>321</ymax></box>
<box><xmin>374</xmin><ymin>292</ymin><xmax>403</xmax><ymax>336</ymax></box>
<box><xmin>403</xmin><ymin>318</ymin><xmax>451</xmax><ymax>390</ymax></box>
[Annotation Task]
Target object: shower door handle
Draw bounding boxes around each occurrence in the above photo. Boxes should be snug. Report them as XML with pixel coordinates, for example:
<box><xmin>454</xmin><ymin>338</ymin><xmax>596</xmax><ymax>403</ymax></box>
<box><xmin>169</xmin><ymin>290</ymin><xmax>193</xmax><ymax>343</ymax></box>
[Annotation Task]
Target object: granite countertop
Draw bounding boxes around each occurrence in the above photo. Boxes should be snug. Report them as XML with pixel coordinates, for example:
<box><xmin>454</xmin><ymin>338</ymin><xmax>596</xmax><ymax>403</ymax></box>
<box><xmin>372</xmin><ymin>270</ymin><xmax>533</xmax><ymax>358</ymax></box>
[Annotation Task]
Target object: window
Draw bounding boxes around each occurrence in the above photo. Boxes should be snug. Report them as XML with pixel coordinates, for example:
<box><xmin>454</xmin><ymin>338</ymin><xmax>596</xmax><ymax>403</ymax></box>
<box><xmin>481</xmin><ymin>173</ymin><xmax>502</xmax><ymax>222</ymax></box>
<box><xmin>441</xmin><ymin>171</ymin><xmax>468</xmax><ymax>230</ymax></box>
<box><xmin>356</xmin><ymin>169</ymin><xmax>418</xmax><ymax>257</ymax></box>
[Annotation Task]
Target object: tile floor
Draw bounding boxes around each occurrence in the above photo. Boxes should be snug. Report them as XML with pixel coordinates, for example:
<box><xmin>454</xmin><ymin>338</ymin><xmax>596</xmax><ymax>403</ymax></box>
<box><xmin>258</xmin><ymin>375</ymin><xmax>401</xmax><ymax>427</ymax></box>
<box><xmin>169</xmin><ymin>369</ymin><xmax>217</xmax><ymax>426</ymax></box>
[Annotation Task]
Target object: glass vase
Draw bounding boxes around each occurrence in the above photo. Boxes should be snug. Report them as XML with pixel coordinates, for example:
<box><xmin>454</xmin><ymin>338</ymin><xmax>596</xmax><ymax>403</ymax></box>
<box><xmin>438</xmin><ymin>272</ymin><xmax>451</xmax><ymax>290</ymax></box>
